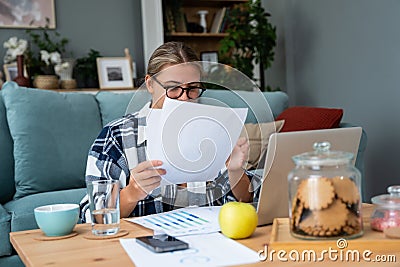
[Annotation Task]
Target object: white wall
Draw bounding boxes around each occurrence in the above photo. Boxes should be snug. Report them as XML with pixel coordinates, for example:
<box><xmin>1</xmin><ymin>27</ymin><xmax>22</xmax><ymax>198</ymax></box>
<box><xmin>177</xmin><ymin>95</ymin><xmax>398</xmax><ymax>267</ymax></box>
<box><xmin>264</xmin><ymin>0</ymin><xmax>400</xmax><ymax>201</ymax></box>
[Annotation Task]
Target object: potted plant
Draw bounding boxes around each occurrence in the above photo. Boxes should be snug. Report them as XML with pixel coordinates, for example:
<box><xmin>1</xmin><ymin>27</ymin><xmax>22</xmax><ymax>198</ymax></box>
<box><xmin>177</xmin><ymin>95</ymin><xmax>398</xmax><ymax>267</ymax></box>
<box><xmin>219</xmin><ymin>0</ymin><xmax>277</xmax><ymax>91</ymax></box>
<box><xmin>25</xmin><ymin>18</ymin><xmax>69</xmax><ymax>77</ymax></box>
<box><xmin>73</xmin><ymin>49</ymin><xmax>102</xmax><ymax>88</ymax></box>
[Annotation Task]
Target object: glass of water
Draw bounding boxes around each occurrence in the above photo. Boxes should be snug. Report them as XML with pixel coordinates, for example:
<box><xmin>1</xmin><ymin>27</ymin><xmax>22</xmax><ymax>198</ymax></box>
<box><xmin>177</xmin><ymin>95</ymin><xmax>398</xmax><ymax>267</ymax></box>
<box><xmin>87</xmin><ymin>180</ymin><xmax>120</xmax><ymax>236</ymax></box>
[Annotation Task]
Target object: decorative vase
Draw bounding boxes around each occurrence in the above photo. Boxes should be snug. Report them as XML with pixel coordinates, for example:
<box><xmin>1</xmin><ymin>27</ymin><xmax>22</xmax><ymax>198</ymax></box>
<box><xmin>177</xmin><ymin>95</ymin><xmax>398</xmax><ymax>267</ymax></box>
<box><xmin>197</xmin><ymin>10</ymin><xmax>208</xmax><ymax>33</ymax></box>
<box><xmin>13</xmin><ymin>55</ymin><xmax>30</xmax><ymax>87</ymax></box>
<box><xmin>33</xmin><ymin>75</ymin><xmax>59</xmax><ymax>89</ymax></box>
<box><xmin>55</xmin><ymin>58</ymin><xmax>75</xmax><ymax>81</ymax></box>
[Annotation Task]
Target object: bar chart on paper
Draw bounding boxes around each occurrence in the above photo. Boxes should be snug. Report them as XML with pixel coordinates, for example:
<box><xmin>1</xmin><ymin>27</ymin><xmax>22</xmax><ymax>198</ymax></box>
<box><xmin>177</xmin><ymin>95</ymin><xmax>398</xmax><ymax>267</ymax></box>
<box><xmin>127</xmin><ymin>206</ymin><xmax>221</xmax><ymax>236</ymax></box>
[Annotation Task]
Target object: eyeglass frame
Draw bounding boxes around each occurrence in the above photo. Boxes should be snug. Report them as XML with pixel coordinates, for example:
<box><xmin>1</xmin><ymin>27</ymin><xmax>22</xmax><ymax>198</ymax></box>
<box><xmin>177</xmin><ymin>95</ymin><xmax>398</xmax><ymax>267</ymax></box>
<box><xmin>151</xmin><ymin>76</ymin><xmax>206</xmax><ymax>99</ymax></box>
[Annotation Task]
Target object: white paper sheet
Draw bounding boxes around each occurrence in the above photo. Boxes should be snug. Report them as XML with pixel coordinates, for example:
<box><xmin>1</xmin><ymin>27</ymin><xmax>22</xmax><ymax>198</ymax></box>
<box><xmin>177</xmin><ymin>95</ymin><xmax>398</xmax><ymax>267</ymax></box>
<box><xmin>126</xmin><ymin>206</ymin><xmax>221</xmax><ymax>237</ymax></box>
<box><xmin>146</xmin><ymin>97</ymin><xmax>248</xmax><ymax>186</ymax></box>
<box><xmin>120</xmin><ymin>232</ymin><xmax>259</xmax><ymax>267</ymax></box>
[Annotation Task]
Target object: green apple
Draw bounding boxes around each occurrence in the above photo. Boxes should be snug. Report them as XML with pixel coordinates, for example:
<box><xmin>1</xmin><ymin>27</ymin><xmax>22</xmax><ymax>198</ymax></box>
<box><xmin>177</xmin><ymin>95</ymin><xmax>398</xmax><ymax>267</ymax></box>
<box><xmin>218</xmin><ymin>201</ymin><xmax>258</xmax><ymax>239</ymax></box>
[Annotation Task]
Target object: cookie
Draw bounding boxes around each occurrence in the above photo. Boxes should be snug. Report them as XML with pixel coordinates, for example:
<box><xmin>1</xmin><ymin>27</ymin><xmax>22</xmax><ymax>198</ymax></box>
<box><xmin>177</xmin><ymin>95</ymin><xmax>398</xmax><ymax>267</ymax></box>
<box><xmin>313</xmin><ymin>199</ymin><xmax>349</xmax><ymax>231</ymax></box>
<box><xmin>343</xmin><ymin>225</ymin><xmax>356</xmax><ymax>235</ymax></box>
<box><xmin>291</xmin><ymin>197</ymin><xmax>303</xmax><ymax>228</ymax></box>
<box><xmin>300</xmin><ymin>225</ymin><xmax>333</xmax><ymax>237</ymax></box>
<box><xmin>332</xmin><ymin>176</ymin><xmax>360</xmax><ymax>204</ymax></box>
<box><xmin>299</xmin><ymin>214</ymin><xmax>316</xmax><ymax>232</ymax></box>
<box><xmin>297</xmin><ymin>178</ymin><xmax>335</xmax><ymax>210</ymax></box>
<box><xmin>346</xmin><ymin>212</ymin><xmax>362</xmax><ymax>228</ymax></box>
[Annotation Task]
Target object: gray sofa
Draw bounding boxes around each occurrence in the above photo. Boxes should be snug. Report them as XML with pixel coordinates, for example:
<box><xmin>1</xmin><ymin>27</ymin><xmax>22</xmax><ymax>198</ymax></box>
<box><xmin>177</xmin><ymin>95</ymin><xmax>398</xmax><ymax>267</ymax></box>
<box><xmin>0</xmin><ymin>81</ymin><xmax>366</xmax><ymax>266</ymax></box>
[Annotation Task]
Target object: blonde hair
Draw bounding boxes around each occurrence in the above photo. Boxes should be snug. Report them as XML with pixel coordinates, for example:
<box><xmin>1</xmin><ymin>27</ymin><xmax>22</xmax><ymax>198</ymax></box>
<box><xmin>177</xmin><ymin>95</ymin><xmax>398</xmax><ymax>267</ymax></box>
<box><xmin>147</xmin><ymin>42</ymin><xmax>199</xmax><ymax>76</ymax></box>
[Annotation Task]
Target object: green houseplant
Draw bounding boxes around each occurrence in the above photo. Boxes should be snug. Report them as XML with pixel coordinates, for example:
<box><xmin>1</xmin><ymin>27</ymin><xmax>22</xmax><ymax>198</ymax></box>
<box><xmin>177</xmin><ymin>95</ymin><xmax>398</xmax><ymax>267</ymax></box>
<box><xmin>73</xmin><ymin>49</ymin><xmax>102</xmax><ymax>88</ymax></box>
<box><xmin>219</xmin><ymin>0</ymin><xmax>277</xmax><ymax>91</ymax></box>
<box><xmin>25</xmin><ymin>18</ymin><xmax>69</xmax><ymax>78</ymax></box>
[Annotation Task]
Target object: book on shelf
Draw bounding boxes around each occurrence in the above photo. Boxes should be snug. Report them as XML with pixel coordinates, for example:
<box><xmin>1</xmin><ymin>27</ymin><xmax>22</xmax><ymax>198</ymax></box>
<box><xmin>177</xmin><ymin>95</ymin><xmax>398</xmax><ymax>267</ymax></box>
<box><xmin>163</xmin><ymin>5</ymin><xmax>187</xmax><ymax>33</ymax></box>
<box><xmin>210</xmin><ymin>7</ymin><xmax>226</xmax><ymax>33</ymax></box>
<box><xmin>175</xmin><ymin>11</ymin><xmax>187</xmax><ymax>32</ymax></box>
<box><xmin>164</xmin><ymin>6</ymin><xmax>176</xmax><ymax>33</ymax></box>
<box><xmin>219</xmin><ymin>7</ymin><xmax>231</xmax><ymax>33</ymax></box>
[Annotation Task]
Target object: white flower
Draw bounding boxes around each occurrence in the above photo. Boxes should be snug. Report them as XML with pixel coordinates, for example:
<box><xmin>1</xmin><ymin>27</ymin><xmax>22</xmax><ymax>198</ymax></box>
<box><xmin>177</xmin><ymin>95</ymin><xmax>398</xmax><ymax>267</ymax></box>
<box><xmin>54</xmin><ymin>62</ymin><xmax>70</xmax><ymax>72</ymax></box>
<box><xmin>11</xmin><ymin>46</ymin><xmax>25</xmax><ymax>58</ymax></box>
<box><xmin>40</xmin><ymin>50</ymin><xmax>51</xmax><ymax>65</ymax></box>
<box><xmin>49</xmin><ymin>52</ymin><xmax>61</xmax><ymax>65</ymax></box>
<box><xmin>19</xmin><ymin>39</ymin><xmax>27</xmax><ymax>51</ymax></box>
<box><xmin>3</xmin><ymin>37</ymin><xmax>18</xmax><ymax>49</ymax></box>
<box><xmin>3</xmin><ymin>37</ymin><xmax>28</xmax><ymax>64</ymax></box>
<box><xmin>40</xmin><ymin>50</ymin><xmax>62</xmax><ymax>66</ymax></box>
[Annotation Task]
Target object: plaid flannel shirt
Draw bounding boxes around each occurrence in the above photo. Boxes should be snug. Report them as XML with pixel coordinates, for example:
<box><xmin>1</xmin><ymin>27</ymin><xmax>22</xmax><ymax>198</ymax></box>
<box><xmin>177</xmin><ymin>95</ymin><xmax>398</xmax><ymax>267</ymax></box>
<box><xmin>79</xmin><ymin>103</ymin><xmax>240</xmax><ymax>222</ymax></box>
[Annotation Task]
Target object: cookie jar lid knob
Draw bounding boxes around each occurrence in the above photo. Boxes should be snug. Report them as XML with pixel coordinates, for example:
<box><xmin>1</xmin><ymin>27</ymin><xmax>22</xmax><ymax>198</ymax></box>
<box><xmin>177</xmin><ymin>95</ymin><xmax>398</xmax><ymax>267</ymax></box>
<box><xmin>292</xmin><ymin>141</ymin><xmax>354</xmax><ymax>166</ymax></box>
<box><xmin>313</xmin><ymin>141</ymin><xmax>331</xmax><ymax>153</ymax></box>
<box><xmin>371</xmin><ymin>185</ymin><xmax>400</xmax><ymax>208</ymax></box>
<box><xmin>388</xmin><ymin>185</ymin><xmax>400</xmax><ymax>196</ymax></box>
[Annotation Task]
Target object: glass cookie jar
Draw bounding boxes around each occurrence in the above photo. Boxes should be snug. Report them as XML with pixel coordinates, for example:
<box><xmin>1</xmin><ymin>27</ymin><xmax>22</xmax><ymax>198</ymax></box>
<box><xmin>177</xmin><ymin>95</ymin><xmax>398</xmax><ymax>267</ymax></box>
<box><xmin>288</xmin><ymin>142</ymin><xmax>363</xmax><ymax>240</ymax></box>
<box><xmin>370</xmin><ymin>185</ymin><xmax>400</xmax><ymax>231</ymax></box>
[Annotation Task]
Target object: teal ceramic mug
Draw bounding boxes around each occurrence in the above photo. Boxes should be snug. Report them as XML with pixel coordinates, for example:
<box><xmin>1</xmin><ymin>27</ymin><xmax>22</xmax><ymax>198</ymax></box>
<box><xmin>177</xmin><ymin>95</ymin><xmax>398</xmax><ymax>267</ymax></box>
<box><xmin>34</xmin><ymin>204</ymin><xmax>79</xmax><ymax>236</ymax></box>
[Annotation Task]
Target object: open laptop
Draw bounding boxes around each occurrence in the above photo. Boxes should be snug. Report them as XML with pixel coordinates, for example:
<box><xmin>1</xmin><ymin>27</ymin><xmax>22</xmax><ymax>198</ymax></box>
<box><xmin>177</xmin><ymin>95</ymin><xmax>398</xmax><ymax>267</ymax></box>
<box><xmin>255</xmin><ymin>127</ymin><xmax>362</xmax><ymax>226</ymax></box>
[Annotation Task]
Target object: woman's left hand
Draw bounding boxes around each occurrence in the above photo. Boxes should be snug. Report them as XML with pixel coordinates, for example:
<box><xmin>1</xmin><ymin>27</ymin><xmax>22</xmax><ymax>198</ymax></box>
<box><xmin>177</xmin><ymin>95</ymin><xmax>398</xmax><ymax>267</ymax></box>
<box><xmin>226</xmin><ymin>137</ymin><xmax>249</xmax><ymax>172</ymax></box>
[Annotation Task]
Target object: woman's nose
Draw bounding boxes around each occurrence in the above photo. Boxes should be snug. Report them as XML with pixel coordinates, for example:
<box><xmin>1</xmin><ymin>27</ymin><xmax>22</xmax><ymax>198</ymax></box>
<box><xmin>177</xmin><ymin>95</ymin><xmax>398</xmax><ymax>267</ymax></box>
<box><xmin>177</xmin><ymin>90</ymin><xmax>190</xmax><ymax>101</ymax></box>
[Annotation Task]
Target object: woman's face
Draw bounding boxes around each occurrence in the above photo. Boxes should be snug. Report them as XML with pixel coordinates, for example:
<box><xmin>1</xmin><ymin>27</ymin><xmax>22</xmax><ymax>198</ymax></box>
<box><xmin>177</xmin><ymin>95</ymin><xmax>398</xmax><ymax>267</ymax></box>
<box><xmin>146</xmin><ymin>63</ymin><xmax>201</xmax><ymax>109</ymax></box>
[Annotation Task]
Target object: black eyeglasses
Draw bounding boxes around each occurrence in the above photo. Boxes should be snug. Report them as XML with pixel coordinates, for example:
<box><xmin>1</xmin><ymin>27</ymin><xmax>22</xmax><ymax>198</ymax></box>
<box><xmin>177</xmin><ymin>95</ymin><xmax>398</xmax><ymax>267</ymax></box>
<box><xmin>152</xmin><ymin>76</ymin><xmax>206</xmax><ymax>99</ymax></box>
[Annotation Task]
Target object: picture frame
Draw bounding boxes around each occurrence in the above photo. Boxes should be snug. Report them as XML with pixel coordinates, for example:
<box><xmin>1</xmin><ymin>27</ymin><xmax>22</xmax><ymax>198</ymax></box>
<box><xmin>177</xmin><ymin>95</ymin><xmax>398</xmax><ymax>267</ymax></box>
<box><xmin>97</xmin><ymin>57</ymin><xmax>134</xmax><ymax>89</ymax></box>
<box><xmin>3</xmin><ymin>63</ymin><xmax>27</xmax><ymax>81</ymax></box>
<box><xmin>200</xmin><ymin>51</ymin><xmax>218</xmax><ymax>63</ymax></box>
<box><xmin>0</xmin><ymin>0</ymin><xmax>56</xmax><ymax>29</ymax></box>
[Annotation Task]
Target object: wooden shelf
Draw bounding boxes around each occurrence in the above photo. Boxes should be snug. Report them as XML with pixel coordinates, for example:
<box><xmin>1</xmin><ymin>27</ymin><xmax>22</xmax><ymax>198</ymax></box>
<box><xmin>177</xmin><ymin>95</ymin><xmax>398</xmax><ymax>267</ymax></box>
<box><xmin>38</xmin><ymin>87</ymin><xmax>136</xmax><ymax>92</ymax></box>
<box><xmin>181</xmin><ymin>0</ymin><xmax>247</xmax><ymax>7</ymax></box>
<box><xmin>162</xmin><ymin>0</ymin><xmax>247</xmax><ymax>56</ymax></box>
<box><xmin>166</xmin><ymin>32</ymin><xmax>228</xmax><ymax>37</ymax></box>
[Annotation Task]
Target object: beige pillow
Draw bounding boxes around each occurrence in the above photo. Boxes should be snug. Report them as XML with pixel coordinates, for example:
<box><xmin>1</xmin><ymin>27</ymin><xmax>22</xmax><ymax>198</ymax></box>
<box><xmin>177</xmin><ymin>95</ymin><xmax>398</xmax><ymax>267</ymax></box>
<box><xmin>240</xmin><ymin>120</ymin><xmax>285</xmax><ymax>169</ymax></box>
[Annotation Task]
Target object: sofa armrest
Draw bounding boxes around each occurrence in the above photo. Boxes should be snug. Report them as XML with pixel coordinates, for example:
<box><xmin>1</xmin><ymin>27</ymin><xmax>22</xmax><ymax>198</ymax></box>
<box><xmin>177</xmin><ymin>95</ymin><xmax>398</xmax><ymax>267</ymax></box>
<box><xmin>339</xmin><ymin>122</ymin><xmax>368</xmax><ymax>201</ymax></box>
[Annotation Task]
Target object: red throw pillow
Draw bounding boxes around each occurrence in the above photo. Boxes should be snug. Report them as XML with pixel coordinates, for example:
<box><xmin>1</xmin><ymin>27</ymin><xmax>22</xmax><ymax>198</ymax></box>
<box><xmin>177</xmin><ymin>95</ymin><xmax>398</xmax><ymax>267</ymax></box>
<box><xmin>276</xmin><ymin>106</ymin><xmax>343</xmax><ymax>132</ymax></box>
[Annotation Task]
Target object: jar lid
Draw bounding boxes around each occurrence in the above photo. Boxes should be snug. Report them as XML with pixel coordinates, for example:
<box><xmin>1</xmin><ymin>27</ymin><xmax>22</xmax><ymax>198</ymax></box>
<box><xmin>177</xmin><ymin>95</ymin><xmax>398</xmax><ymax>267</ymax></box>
<box><xmin>292</xmin><ymin>141</ymin><xmax>354</xmax><ymax>166</ymax></box>
<box><xmin>371</xmin><ymin>185</ymin><xmax>400</xmax><ymax>209</ymax></box>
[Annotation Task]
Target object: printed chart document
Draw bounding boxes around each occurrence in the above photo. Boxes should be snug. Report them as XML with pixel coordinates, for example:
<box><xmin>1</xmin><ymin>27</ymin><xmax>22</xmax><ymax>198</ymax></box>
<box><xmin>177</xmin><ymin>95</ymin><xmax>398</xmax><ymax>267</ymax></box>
<box><xmin>126</xmin><ymin>206</ymin><xmax>221</xmax><ymax>236</ymax></box>
<box><xmin>146</xmin><ymin>97</ymin><xmax>248</xmax><ymax>186</ymax></box>
<box><xmin>120</xmin><ymin>232</ymin><xmax>259</xmax><ymax>267</ymax></box>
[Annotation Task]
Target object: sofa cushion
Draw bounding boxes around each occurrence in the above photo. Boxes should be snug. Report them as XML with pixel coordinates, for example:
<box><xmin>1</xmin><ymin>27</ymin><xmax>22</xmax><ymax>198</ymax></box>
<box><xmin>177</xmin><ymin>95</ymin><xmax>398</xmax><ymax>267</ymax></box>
<box><xmin>201</xmin><ymin>90</ymin><xmax>289</xmax><ymax>123</ymax></box>
<box><xmin>0</xmin><ymin>205</ymin><xmax>11</xmax><ymax>256</ymax></box>
<box><xmin>261</xmin><ymin>91</ymin><xmax>290</xmax><ymax>119</ymax></box>
<box><xmin>0</xmin><ymin>92</ymin><xmax>15</xmax><ymax>204</ymax></box>
<box><xmin>240</xmin><ymin>120</ymin><xmax>285</xmax><ymax>169</ymax></box>
<box><xmin>0</xmin><ymin>255</ymin><xmax>24</xmax><ymax>267</ymax></box>
<box><xmin>1</xmin><ymin>82</ymin><xmax>103</xmax><ymax>199</ymax></box>
<box><xmin>96</xmin><ymin>90</ymin><xmax>151</xmax><ymax>126</ymax></box>
<box><xmin>276</xmin><ymin>106</ymin><xmax>343</xmax><ymax>132</ymax></box>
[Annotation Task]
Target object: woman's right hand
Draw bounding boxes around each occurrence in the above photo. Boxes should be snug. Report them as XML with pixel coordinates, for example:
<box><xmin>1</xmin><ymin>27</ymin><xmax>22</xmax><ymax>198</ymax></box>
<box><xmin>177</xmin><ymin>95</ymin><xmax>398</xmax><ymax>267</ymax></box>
<box><xmin>126</xmin><ymin>160</ymin><xmax>165</xmax><ymax>202</ymax></box>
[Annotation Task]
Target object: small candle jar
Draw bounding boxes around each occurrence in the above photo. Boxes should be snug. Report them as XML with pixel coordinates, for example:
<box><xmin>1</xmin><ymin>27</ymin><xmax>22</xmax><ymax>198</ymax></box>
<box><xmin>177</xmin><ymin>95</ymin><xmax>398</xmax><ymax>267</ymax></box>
<box><xmin>370</xmin><ymin>185</ymin><xmax>400</xmax><ymax>231</ymax></box>
<box><xmin>288</xmin><ymin>142</ymin><xmax>363</xmax><ymax>239</ymax></box>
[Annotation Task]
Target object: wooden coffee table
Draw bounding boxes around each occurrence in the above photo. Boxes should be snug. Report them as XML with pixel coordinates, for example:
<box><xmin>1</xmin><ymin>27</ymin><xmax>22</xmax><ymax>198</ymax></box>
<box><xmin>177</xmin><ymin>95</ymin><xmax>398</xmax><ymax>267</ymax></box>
<box><xmin>10</xmin><ymin>205</ymin><xmax>400</xmax><ymax>267</ymax></box>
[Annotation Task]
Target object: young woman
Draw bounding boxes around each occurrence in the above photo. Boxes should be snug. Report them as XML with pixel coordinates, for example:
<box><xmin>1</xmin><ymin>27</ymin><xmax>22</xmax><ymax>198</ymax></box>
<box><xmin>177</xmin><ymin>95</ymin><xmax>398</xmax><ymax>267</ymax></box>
<box><xmin>80</xmin><ymin>42</ymin><xmax>252</xmax><ymax>221</ymax></box>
